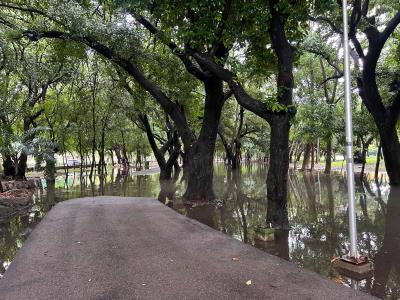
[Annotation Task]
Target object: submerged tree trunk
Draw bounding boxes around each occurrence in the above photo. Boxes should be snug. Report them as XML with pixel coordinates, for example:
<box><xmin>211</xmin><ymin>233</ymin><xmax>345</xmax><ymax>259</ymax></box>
<box><xmin>135</xmin><ymin>150</ymin><xmax>142</xmax><ymax>170</ymax></box>
<box><xmin>293</xmin><ymin>145</ymin><xmax>303</xmax><ymax>170</ymax></box>
<box><xmin>109</xmin><ymin>150</ymin><xmax>115</xmax><ymax>166</ymax></box>
<box><xmin>289</xmin><ymin>141</ymin><xmax>297</xmax><ymax>164</ymax></box>
<box><xmin>266</xmin><ymin>115</ymin><xmax>291</xmax><ymax>227</ymax></box>
<box><xmin>301</xmin><ymin>143</ymin><xmax>312</xmax><ymax>171</ymax></box>
<box><xmin>139</xmin><ymin>114</ymin><xmax>180</xmax><ymax>181</ymax></box>
<box><xmin>264</xmin><ymin>0</ymin><xmax>294</xmax><ymax>228</ymax></box>
<box><xmin>78</xmin><ymin>133</ymin><xmax>85</xmax><ymax>174</ymax></box>
<box><xmin>183</xmin><ymin>78</ymin><xmax>225</xmax><ymax>202</ymax></box>
<box><xmin>325</xmin><ymin>138</ymin><xmax>332</xmax><ymax>174</ymax></box>
<box><xmin>375</xmin><ymin>143</ymin><xmax>382</xmax><ymax>179</ymax></box>
<box><xmin>114</xmin><ymin>146</ymin><xmax>122</xmax><ymax>165</ymax></box>
<box><xmin>232</xmin><ymin>106</ymin><xmax>244</xmax><ymax>169</ymax></box>
<box><xmin>121</xmin><ymin>134</ymin><xmax>129</xmax><ymax>168</ymax></box>
<box><xmin>218</xmin><ymin>129</ymin><xmax>234</xmax><ymax>167</ymax></box>
<box><xmin>310</xmin><ymin>143</ymin><xmax>315</xmax><ymax>171</ymax></box>
<box><xmin>99</xmin><ymin>128</ymin><xmax>106</xmax><ymax>178</ymax></box>
<box><xmin>360</xmin><ymin>137</ymin><xmax>373</xmax><ymax>180</ymax></box>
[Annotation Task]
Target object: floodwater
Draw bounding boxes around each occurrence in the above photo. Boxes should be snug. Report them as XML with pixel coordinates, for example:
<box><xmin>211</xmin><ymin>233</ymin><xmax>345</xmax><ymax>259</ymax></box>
<box><xmin>0</xmin><ymin>164</ymin><xmax>398</xmax><ymax>299</ymax></box>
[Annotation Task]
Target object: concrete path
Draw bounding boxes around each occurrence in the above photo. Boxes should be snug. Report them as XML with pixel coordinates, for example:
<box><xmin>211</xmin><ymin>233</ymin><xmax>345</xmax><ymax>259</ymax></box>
<box><xmin>0</xmin><ymin>197</ymin><xmax>374</xmax><ymax>299</ymax></box>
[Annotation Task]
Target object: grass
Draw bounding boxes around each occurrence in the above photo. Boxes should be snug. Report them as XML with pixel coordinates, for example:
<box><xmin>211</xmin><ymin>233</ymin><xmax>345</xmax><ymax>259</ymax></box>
<box><xmin>320</xmin><ymin>156</ymin><xmax>385</xmax><ymax>172</ymax></box>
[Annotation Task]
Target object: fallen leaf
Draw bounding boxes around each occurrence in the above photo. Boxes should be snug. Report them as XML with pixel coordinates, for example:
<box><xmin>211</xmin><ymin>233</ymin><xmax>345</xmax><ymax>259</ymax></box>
<box><xmin>332</xmin><ymin>276</ymin><xmax>343</xmax><ymax>284</ymax></box>
<box><xmin>232</xmin><ymin>257</ymin><xmax>240</xmax><ymax>261</ymax></box>
<box><xmin>245</xmin><ymin>280</ymin><xmax>252</xmax><ymax>285</ymax></box>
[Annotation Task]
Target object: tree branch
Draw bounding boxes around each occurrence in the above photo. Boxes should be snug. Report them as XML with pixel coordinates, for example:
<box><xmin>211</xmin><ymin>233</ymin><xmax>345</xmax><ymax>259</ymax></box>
<box><xmin>349</xmin><ymin>0</ymin><xmax>362</xmax><ymax>37</ymax></box>
<box><xmin>22</xmin><ymin>29</ymin><xmax>196</xmax><ymax>148</ymax></box>
<box><xmin>0</xmin><ymin>3</ymin><xmax>63</xmax><ymax>26</ymax></box>
<box><xmin>223</xmin><ymin>89</ymin><xmax>233</xmax><ymax>101</ymax></box>
<box><xmin>138</xmin><ymin>114</ymin><xmax>166</xmax><ymax>169</ymax></box>
<box><xmin>379</xmin><ymin>12</ymin><xmax>400</xmax><ymax>50</ymax></box>
<box><xmin>240</xmin><ymin>127</ymin><xmax>258</xmax><ymax>138</ymax></box>
<box><xmin>218</xmin><ymin>127</ymin><xmax>233</xmax><ymax>159</ymax></box>
<box><xmin>135</xmin><ymin>16</ymin><xmax>211</xmax><ymax>82</ymax></box>
<box><xmin>30</xmin><ymin>108</ymin><xmax>45</xmax><ymax>121</ymax></box>
<box><xmin>208</xmin><ymin>0</ymin><xmax>232</xmax><ymax>57</ymax></box>
<box><xmin>188</xmin><ymin>51</ymin><xmax>277</xmax><ymax>123</ymax></box>
<box><xmin>361</xmin><ymin>0</ymin><xmax>369</xmax><ymax>17</ymax></box>
<box><xmin>165</xmin><ymin>131</ymin><xmax>180</xmax><ymax>171</ymax></box>
<box><xmin>321</xmin><ymin>73</ymin><xmax>343</xmax><ymax>85</ymax></box>
<box><xmin>308</xmin><ymin>15</ymin><xmax>343</xmax><ymax>34</ymax></box>
<box><xmin>160</xmin><ymin>135</ymin><xmax>174</xmax><ymax>155</ymax></box>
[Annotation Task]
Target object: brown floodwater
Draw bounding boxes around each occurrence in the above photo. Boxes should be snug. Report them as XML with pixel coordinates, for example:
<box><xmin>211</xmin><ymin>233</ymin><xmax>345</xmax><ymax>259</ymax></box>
<box><xmin>0</xmin><ymin>164</ymin><xmax>398</xmax><ymax>299</ymax></box>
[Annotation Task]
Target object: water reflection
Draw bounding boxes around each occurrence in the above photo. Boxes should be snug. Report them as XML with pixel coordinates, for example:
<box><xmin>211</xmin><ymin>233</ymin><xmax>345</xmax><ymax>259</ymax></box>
<box><xmin>372</xmin><ymin>187</ymin><xmax>400</xmax><ymax>298</ymax></box>
<box><xmin>0</xmin><ymin>165</ymin><xmax>398</xmax><ymax>298</ymax></box>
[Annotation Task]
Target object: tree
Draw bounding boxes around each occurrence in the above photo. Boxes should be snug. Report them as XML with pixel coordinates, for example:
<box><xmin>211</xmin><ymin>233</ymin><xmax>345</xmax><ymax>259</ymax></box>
<box><xmin>185</xmin><ymin>0</ymin><xmax>308</xmax><ymax>226</ymax></box>
<box><xmin>311</xmin><ymin>1</ymin><xmax>400</xmax><ymax>185</ymax></box>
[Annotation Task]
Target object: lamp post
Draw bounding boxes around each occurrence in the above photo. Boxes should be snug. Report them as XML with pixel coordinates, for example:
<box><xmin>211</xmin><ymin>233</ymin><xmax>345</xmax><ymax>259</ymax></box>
<box><xmin>342</xmin><ymin>0</ymin><xmax>358</xmax><ymax>260</ymax></box>
<box><xmin>332</xmin><ymin>0</ymin><xmax>373</xmax><ymax>279</ymax></box>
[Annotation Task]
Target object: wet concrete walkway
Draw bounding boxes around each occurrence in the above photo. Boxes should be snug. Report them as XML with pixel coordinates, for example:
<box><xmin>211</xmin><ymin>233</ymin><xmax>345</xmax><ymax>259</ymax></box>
<box><xmin>0</xmin><ymin>197</ymin><xmax>374</xmax><ymax>299</ymax></box>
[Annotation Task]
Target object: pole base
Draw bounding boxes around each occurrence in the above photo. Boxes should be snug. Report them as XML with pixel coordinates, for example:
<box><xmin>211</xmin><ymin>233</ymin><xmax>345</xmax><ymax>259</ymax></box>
<box><xmin>332</xmin><ymin>256</ymin><xmax>373</xmax><ymax>280</ymax></box>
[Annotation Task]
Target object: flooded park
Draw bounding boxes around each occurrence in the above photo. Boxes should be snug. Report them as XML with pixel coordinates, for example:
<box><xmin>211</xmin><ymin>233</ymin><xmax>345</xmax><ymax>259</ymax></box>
<box><xmin>0</xmin><ymin>0</ymin><xmax>399</xmax><ymax>298</ymax></box>
<box><xmin>1</xmin><ymin>165</ymin><xmax>398</xmax><ymax>299</ymax></box>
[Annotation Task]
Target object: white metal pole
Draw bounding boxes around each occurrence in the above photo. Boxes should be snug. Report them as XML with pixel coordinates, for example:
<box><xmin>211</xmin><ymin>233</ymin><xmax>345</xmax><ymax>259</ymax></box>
<box><xmin>342</xmin><ymin>0</ymin><xmax>358</xmax><ymax>259</ymax></box>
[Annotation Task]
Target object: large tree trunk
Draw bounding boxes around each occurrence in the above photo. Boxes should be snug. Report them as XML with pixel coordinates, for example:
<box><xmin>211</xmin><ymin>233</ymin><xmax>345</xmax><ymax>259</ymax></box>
<box><xmin>2</xmin><ymin>153</ymin><xmax>15</xmax><ymax>177</ymax></box>
<box><xmin>265</xmin><ymin>0</ymin><xmax>294</xmax><ymax>228</ymax></box>
<box><xmin>379</xmin><ymin>126</ymin><xmax>400</xmax><ymax>185</ymax></box>
<box><xmin>16</xmin><ymin>153</ymin><xmax>28</xmax><ymax>179</ymax></box>
<box><xmin>266</xmin><ymin>115</ymin><xmax>291</xmax><ymax>227</ymax></box>
<box><xmin>183</xmin><ymin>78</ymin><xmax>224</xmax><ymax>202</ymax></box>
<box><xmin>158</xmin><ymin>178</ymin><xmax>177</xmax><ymax>206</ymax></box>
<box><xmin>355</xmin><ymin>20</ymin><xmax>400</xmax><ymax>186</ymax></box>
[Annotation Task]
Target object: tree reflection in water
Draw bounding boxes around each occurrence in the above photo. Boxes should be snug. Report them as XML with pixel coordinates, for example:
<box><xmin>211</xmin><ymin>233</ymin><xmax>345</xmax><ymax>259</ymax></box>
<box><xmin>0</xmin><ymin>164</ymin><xmax>399</xmax><ymax>298</ymax></box>
<box><xmin>372</xmin><ymin>187</ymin><xmax>400</xmax><ymax>298</ymax></box>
